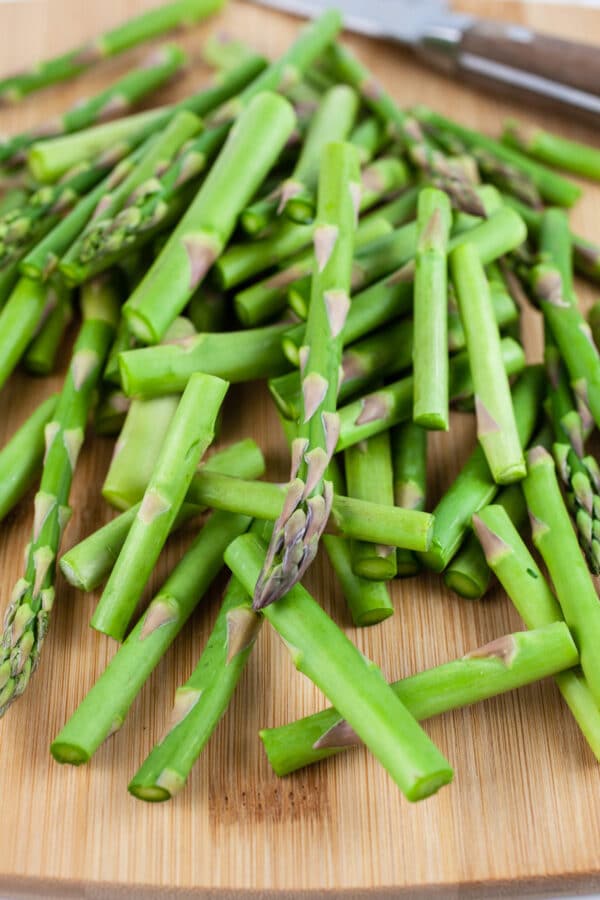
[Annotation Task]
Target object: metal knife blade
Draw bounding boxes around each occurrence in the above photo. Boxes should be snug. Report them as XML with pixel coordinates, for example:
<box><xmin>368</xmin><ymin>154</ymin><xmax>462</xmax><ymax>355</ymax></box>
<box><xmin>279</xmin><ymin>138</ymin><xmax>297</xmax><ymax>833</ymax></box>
<box><xmin>245</xmin><ymin>0</ymin><xmax>473</xmax><ymax>45</ymax></box>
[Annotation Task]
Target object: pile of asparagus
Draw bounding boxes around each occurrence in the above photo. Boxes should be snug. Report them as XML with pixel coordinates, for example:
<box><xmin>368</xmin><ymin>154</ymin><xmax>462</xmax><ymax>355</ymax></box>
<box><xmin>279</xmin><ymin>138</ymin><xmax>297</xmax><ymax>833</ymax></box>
<box><xmin>1</xmin><ymin>0</ymin><xmax>600</xmax><ymax>804</ymax></box>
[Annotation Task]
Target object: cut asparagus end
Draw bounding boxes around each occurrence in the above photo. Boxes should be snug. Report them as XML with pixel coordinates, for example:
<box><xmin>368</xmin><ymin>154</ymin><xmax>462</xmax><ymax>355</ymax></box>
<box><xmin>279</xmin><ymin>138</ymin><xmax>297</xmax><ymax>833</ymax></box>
<box><xmin>128</xmin><ymin>784</ymin><xmax>172</xmax><ymax>802</ymax></box>
<box><xmin>124</xmin><ymin>307</ymin><xmax>159</xmax><ymax>345</ymax></box>
<box><xmin>443</xmin><ymin>569</ymin><xmax>485</xmax><ymax>600</ymax></box>
<box><xmin>50</xmin><ymin>741</ymin><xmax>90</xmax><ymax>765</ymax></box>
<box><xmin>58</xmin><ymin>557</ymin><xmax>86</xmax><ymax>591</ymax></box>
<box><xmin>354</xmin><ymin>605</ymin><xmax>394</xmax><ymax>627</ymax></box>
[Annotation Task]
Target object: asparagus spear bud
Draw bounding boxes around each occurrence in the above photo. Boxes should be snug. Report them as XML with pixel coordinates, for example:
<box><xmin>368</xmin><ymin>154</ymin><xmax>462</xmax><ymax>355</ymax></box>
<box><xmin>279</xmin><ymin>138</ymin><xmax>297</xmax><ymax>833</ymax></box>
<box><xmin>254</xmin><ymin>141</ymin><xmax>360</xmax><ymax>608</ymax></box>
<box><xmin>91</xmin><ymin>373</ymin><xmax>229</xmax><ymax>641</ymax></box>
<box><xmin>473</xmin><ymin>504</ymin><xmax>600</xmax><ymax>760</ymax></box>
<box><xmin>260</xmin><ymin>622</ymin><xmax>578</xmax><ymax>775</ymax></box>
<box><xmin>226</xmin><ymin>533</ymin><xmax>454</xmax><ymax>802</ymax></box>
<box><xmin>0</xmin><ymin>45</ymin><xmax>187</xmax><ymax>167</ymax></box>
<box><xmin>522</xmin><ymin>446</ymin><xmax>600</xmax><ymax>708</ymax></box>
<box><xmin>27</xmin><ymin>53</ymin><xmax>267</xmax><ymax>183</ymax></box>
<box><xmin>344</xmin><ymin>431</ymin><xmax>398</xmax><ymax>581</ymax></box>
<box><xmin>420</xmin><ymin>366</ymin><xmax>544</xmax><ymax>572</ymax></box>
<box><xmin>119</xmin><ymin>322</ymin><xmax>291</xmax><ymax>397</ymax></box>
<box><xmin>0</xmin><ymin>274</ymin><xmax>119</xmax><ymax>715</ymax></box>
<box><xmin>392</xmin><ymin>423</ymin><xmax>427</xmax><ymax>577</ymax></box>
<box><xmin>0</xmin><ymin>0</ymin><xmax>224</xmax><ymax>105</ymax></box>
<box><xmin>413</xmin><ymin>187</ymin><xmax>452</xmax><ymax>430</ymax></box>
<box><xmin>123</xmin><ymin>92</ymin><xmax>297</xmax><ymax>344</ymax></box>
<box><xmin>60</xmin><ymin>439</ymin><xmax>265</xmax><ymax>592</ymax></box>
<box><xmin>242</xmin><ymin>85</ymin><xmax>358</xmax><ymax>234</ymax></box>
<box><xmin>51</xmin><ymin>511</ymin><xmax>251</xmax><ymax>766</ymax></box>
<box><xmin>337</xmin><ymin>337</ymin><xmax>525</xmax><ymax>451</ymax></box>
<box><xmin>0</xmin><ymin>394</ymin><xmax>57</xmax><ymax>522</ymax></box>
<box><xmin>24</xmin><ymin>287</ymin><xmax>72</xmax><ymax>376</ymax></box>
<box><xmin>129</xmin><ymin>577</ymin><xmax>261</xmax><ymax>801</ymax></box>
<box><xmin>502</xmin><ymin>119</ymin><xmax>600</xmax><ymax>182</ymax></box>
<box><xmin>412</xmin><ymin>106</ymin><xmax>582</xmax><ymax>208</ymax></box>
<box><xmin>451</xmin><ymin>243</ymin><xmax>525</xmax><ymax>483</ymax></box>
<box><xmin>443</xmin><ymin>484</ymin><xmax>526</xmax><ymax>599</ymax></box>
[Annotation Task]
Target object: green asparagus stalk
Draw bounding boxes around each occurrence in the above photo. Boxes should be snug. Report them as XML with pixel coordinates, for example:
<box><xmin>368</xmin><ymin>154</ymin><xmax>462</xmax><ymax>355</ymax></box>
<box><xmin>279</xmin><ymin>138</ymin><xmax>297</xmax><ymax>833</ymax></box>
<box><xmin>419</xmin><ymin>366</ymin><xmax>544</xmax><ymax>573</ymax></box>
<box><xmin>539</xmin><ymin>206</ymin><xmax>575</xmax><ymax>304</ymax></box>
<box><xmin>0</xmin><ymin>278</ymin><xmax>61</xmax><ymax>391</ymax></box>
<box><xmin>0</xmin><ymin>45</ymin><xmax>187</xmax><ymax>167</ymax></box>
<box><xmin>259</xmin><ymin>621</ymin><xmax>578</xmax><ymax>775</ymax></box>
<box><xmin>413</xmin><ymin>106</ymin><xmax>582</xmax><ymax>208</ymax></box>
<box><xmin>241</xmin><ymin>84</ymin><xmax>359</xmax><ymax>234</ymax></box>
<box><xmin>103</xmin><ymin>318</ymin><xmax>197</xmax><ymax>509</ymax></box>
<box><xmin>27</xmin><ymin>53</ymin><xmax>267</xmax><ymax>183</ymax></box>
<box><xmin>522</xmin><ymin>446</ymin><xmax>600</xmax><ymax>707</ymax></box>
<box><xmin>60</xmin><ymin>439</ymin><xmax>265</xmax><ymax>591</ymax></box>
<box><xmin>473</xmin><ymin>504</ymin><xmax>600</xmax><ymax>760</ymax></box>
<box><xmin>337</xmin><ymin>337</ymin><xmax>525</xmax><ymax>451</ymax></box>
<box><xmin>344</xmin><ymin>431</ymin><xmax>398</xmax><ymax>581</ymax></box>
<box><xmin>503</xmin><ymin>119</ymin><xmax>600</xmax><ymax>182</ymax></box>
<box><xmin>0</xmin><ymin>394</ymin><xmax>57</xmax><ymax>522</ymax></box>
<box><xmin>254</xmin><ymin>141</ymin><xmax>360</xmax><ymax>608</ymax></box>
<box><xmin>323</xmin><ymin>536</ymin><xmax>393</xmax><ymax>627</ymax></box>
<box><xmin>119</xmin><ymin>321</ymin><xmax>291</xmax><ymax>397</ymax></box>
<box><xmin>60</xmin><ymin>111</ymin><xmax>202</xmax><ymax>285</ymax></box>
<box><xmin>51</xmin><ymin>511</ymin><xmax>251</xmax><ymax>766</ymax></box>
<box><xmin>443</xmin><ymin>484</ymin><xmax>526</xmax><ymax>599</ymax></box>
<box><xmin>128</xmin><ymin>576</ymin><xmax>261</xmax><ymax>800</ymax></box>
<box><xmin>0</xmin><ymin>0</ymin><xmax>223</xmax><ymax>105</ymax></box>
<box><xmin>123</xmin><ymin>93</ymin><xmax>296</xmax><ymax>344</ymax></box>
<box><xmin>91</xmin><ymin>372</ymin><xmax>229</xmax><ymax>641</ymax></box>
<box><xmin>326</xmin><ymin>43</ymin><xmax>484</xmax><ymax>216</ymax></box>
<box><xmin>187</xmin><ymin>287</ymin><xmax>229</xmax><ymax>333</ymax></box>
<box><xmin>103</xmin><ymin>318</ymin><xmax>137</xmax><ymax>385</ymax></box>
<box><xmin>0</xmin><ymin>274</ymin><xmax>119</xmax><ymax>715</ymax></box>
<box><xmin>24</xmin><ymin>287</ymin><xmax>72</xmax><ymax>376</ymax></box>
<box><xmin>350</xmin><ymin>116</ymin><xmax>388</xmax><ymax>165</ymax></box>
<box><xmin>94</xmin><ymin>388</ymin><xmax>131</xmax><ymax>437</ymax></box>
<box><xmin>226</xmin><ymin>533</ymin><xmax>454</xmax><ymax>802</ymax></box>
<box><xmin>589</xmin><ymin>301</ymin><xmax>600</xmax><ymax>348</ymax></box>
<box><xmin>451</xmin><ymin>243</ymin><xmax>525</xmax><ymax>484</ymax></box>
<box><xmin>413</xmin><ymin>187</ymin><xmax>452</xmax><ymax>430</ymax></box>
<box><xmin>392</xmin><ymin>423</ymin><xmax>427</xmax><ymax>577</ymax></box>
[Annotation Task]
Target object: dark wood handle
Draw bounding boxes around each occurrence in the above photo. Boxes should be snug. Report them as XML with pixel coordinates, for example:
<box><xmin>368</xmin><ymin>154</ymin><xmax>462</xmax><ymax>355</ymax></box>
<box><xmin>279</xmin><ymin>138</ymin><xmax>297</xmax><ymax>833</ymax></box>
<box><xmin>461</xmin><ymin>20</ymin><xmax>600</xmax><ymax>97</ymax></box>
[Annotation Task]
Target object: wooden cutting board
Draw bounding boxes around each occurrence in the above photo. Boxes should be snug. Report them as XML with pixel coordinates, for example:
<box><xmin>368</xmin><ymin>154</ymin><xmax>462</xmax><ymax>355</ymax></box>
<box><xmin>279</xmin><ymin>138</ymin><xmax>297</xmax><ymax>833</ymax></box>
<box><xmin>1</xmin><ymin>1</ymin><xmax>600</xmax><ymax>896</ymax></box>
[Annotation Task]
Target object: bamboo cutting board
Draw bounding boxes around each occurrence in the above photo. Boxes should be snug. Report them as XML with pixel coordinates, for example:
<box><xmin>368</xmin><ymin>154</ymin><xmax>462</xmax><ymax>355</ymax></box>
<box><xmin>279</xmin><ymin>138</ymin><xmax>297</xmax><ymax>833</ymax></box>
<box><xmin>1</xmin><ymin>1</ymin><xmax>600</xmax><ymax>896</ymax></box>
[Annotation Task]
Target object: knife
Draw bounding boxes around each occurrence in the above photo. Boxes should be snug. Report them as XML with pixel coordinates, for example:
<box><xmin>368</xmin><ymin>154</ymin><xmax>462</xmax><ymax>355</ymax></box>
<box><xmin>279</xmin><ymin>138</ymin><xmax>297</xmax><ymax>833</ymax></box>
<box><xmin>247</xmin><ymin>0</ymin><xmax>600</xmax><ymax>120</ymax></box>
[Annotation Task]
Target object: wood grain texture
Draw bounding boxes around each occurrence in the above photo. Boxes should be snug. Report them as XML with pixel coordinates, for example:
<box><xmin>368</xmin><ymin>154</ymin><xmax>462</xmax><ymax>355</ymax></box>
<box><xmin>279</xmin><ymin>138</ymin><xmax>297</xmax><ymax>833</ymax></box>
<box><xmin>0</xmin><ymin>1</ymin><xmax>600</xmax><ymax>896</ymax></box>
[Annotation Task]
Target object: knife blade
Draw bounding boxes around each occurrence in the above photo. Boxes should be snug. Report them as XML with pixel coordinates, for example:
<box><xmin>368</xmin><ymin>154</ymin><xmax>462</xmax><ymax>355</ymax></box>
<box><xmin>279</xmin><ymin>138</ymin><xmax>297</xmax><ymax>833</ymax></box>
<box><xmin>247</xmin><ymin>0</ymin><xmax>600</xmax><ymax>119</ymax></box>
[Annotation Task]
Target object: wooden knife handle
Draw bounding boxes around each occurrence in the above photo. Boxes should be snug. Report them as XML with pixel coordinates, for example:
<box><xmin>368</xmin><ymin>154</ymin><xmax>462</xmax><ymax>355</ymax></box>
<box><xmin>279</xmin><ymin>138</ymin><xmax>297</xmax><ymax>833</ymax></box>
<box><xmin>419</xmin><ymin>18</ymin><xmax>600</xmax><ymax>120</ymax></box>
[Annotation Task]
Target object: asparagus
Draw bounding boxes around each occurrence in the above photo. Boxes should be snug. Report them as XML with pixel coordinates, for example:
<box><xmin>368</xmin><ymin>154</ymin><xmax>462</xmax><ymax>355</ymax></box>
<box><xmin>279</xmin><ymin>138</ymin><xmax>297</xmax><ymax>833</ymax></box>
<box><xmin>0</xmin><ymin>394</ymin><xmax>57</xmax><ymax>522</ymax></box>
<box><xmin>0</xmin><ymin>275</ymin><xmax>119</xmax><ymax>715</ymax></box>
<box><xmin>0</xmin><ymin>0</ymin><xmax>223</xmax><ymax>105</ymax></box>
<box><xmin>103</xmin><ymin>318</ymin><xmax>197</xmax><ymax>509</ymax></box>
<box><xmin>539</xmin><ymin>206</ymin><xmax>575</xmax><ymax>305</ymax></box>
<box><xmin>259</xmin><ymin>622</ymin><xmax>578</xmax><ymax>776</ymax></box>
<box><xmin>451</xmin><ymin>243</ymin><xmax>525</xmax><ymax>484</ymax></box>
<box><xmin>91</xmin><ymin>372</ymin><xmax>229</xmax><ymax>641</ymax></box>
<box><xmin>234</xmin><ymin>215</ymin><xmax>392</xmax><ymax>327</ymax></box>
<box><xmin>128</xmin><ymin>577</ymin><xmax>261</xmax><ymax>800</ymax></box>
<box><xmin>27</xmin><ymin>53</ymin><xmax>267</xmax><ymax>183</ymax></box>
<box><xmin>119</xmin><ymin>322</ymin><xmax>290</xmax><ymax>397</ymax></box>
<box><xmin>188</xmin><ymin>287</ymin><xmax>229</xmax><ymax>334</ymax></box>
<box><xmin>123</xmin><ymin>93</ymin><xmax>296</xmax><ymax>344</ymax></box>
<box><xmin>0</xmin><ymin>45</ymin><xmax>187</xmax><ymax>167</ymax></box>
<box><xmin>443</xmin><ymin>484</ymin><xmax>526</xmax><ymax>599</ymax></box>
<box><xmin>392</xmin><ymin>423</ymin><xmax>427</xmax><ymax>577</ymax></box>
<box><xmin>226</xmin><ymin>533</ymin><xmax>453</xmax><ymax>802</ymax></box>
<box><xmin>24</xmin><ymin>287</ymin><xmax>72</xmax><ymax>376</ymax></box>
<box><xmin>0</xmin><ymin>278</ymin><xmax>62</xmax><ymax>391</ymax></box>
<box><xmin>503</xmin><ymin>119</ymin><xmax>600</xmax><ymax>182</ymax></box>
<box><xmin>419</xmin><ymin>366</ymin><xmax>544</xmax><ymax>573</ymax></box>
<box><xmin>413</xmin><ymin>107</ymin><xmax>582</xmax><ymax>208</ymax></box>
<box><xmin>413</xmin><ymin>187</ymin><xmax>452</xmax><ymax>430</ymax></box>
<box><xmin>473</xmin><ymin>504</ymin><xmax>600</xmax><ymax>760</ymax></box>
<box><xmin>350</xmin><ymin>116</ymin><xmax>388</xmax><ymax>165</ymax></box>
<box><xmin>51</xmin><ymin>511</ymin><xmax>251</xmax><ymax>766</ymax></box>
<box><xmin>255</xmin><ymin>141</ymin><xmax>360</xmax><ymax>608</ymax></box>
<box><xmin>60</xmin><ymin>439</ymin><xmax>265</xmax><ymax>592</ymax></box>
<box><xmin>522</xmin><ymin>446</ymin><xmax>600</xmax><ymax>707</ymax></box>
<box><xmin>345</xmin><ymin>431</ymin><xmax>397</xmax><ymax>581</ymax></box>
<box><xmin>528</xmin><ymin>261</ymin><xmax>600</xmax><ymax>431</ymax></box>
<box><xmin>589</xmin><ymin>301</ymin><xmax>600</xmax><ymax>348</ymax></box>
<box><xmin>326</xmin><ymin>43</ymin><xmax>484</xmax><ymax>215</ymax></box>
<box><xmin>60</xmin><ymin>111</ymin><xmax>202</xmax><ymax>285</ymax></box>
<box><xmin>337</xmin><ymin>337</ymin><xmax>525</xmax><ymax>452</ymax></box>
<box><xmin>323</xmin><ymin>535</ymin><xmax>393</xmax><ymax>627</ymax></box>
<box><xmin>241</xmin><ymin>84</ymin><xmax>359</xmax><ymax>234</ymax></box>
<box><xmin>94</xmin><ymin>388</ymin><xmax>131</xmax><ymax>437</ymax></box>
